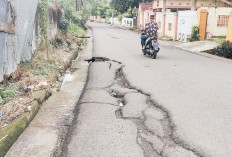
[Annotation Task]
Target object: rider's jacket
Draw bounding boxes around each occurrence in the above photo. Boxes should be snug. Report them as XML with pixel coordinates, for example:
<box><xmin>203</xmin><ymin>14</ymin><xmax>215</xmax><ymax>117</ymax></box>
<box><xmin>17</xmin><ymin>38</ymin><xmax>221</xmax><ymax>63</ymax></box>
<box><xmin>145</xmin><ymin>21</ymin><xmax>159</xmax><ymax>37</ymax></box>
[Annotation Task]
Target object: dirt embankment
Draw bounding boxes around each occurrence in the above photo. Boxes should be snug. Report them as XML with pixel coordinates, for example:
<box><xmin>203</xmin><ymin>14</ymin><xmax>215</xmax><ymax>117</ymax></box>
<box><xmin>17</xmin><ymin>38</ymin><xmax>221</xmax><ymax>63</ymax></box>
<box><xmin>0</xmin><ymin>32</ymin><xmax>84</xmax><ymax>135</ymax></box>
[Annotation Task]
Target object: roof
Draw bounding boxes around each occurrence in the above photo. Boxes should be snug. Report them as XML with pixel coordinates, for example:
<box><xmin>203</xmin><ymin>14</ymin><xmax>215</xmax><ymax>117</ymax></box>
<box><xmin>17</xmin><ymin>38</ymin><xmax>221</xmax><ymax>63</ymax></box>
<box><xmin>139</xmin><ymin>3</ymin><xmax>153</xmax><ymax>12</ymax></box>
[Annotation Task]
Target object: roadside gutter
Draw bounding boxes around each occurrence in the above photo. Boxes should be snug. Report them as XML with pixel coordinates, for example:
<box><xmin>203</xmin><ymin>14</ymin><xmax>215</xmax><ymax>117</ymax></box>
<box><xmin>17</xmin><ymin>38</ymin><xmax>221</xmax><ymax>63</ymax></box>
<box><xmin>2</xmin><ymin>30</ymin><xmax>92</xmax><ymax>157</ymax></box>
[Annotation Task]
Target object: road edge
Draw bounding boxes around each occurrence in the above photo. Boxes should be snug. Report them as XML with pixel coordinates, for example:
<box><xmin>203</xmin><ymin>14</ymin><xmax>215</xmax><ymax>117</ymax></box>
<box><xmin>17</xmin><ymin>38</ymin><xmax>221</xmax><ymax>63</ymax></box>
<box><xmin>4</xmin><ymin>29</ymin><xmax>92</xmax><ymax>157</ymax></box>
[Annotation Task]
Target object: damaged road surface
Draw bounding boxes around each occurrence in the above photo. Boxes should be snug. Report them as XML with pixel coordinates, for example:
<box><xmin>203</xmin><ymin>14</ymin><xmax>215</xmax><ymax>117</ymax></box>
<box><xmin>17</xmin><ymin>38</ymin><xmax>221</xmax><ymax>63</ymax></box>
<box><xmin>62</xmin><ymin>60</ymin><xmax>198</xmax><ymax>157</ymax></box>
<box><xmin>62</xmin><ymin>22</ymin><xmax>232</xmax><ymax>157</ymax></box>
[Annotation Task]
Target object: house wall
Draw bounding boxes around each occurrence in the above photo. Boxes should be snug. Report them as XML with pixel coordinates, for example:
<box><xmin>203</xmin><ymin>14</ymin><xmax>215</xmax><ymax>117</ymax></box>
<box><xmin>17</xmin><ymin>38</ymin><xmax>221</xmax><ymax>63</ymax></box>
<box><xmin>166</xmin><ymin>0</ymin><xmax>191</xmax><ymax>8</ymax></box>
<box><xmin>144</xmin><ymin>11</ymin><xmax>154</xmax><ymax>28</ymax></box>
<box><xmin>144</xmin><ymin>11</ymin><xmax>149</xmax><ymax>28</ymax></box>
<box><xmin>205</xmin><ymin>7</ymin><xmax>232</xmax><ymax>36</ymax></box>
<box><xmin>165</xmin><ymin>12</ymin><xmax>177</xmax><ymax>40</ymax></box>
<box><xmin>226</xmin><ymin>12</ymin><xmax>232</xmax><ymax>41</ymax></box>
<box><xmin>177</xmin><ymin>10</ymin><xmax>197</xmax><ymax>42</ymax></box>
<box><xmin>196</xmin><ymin>1</ymin><xmax>226</xmax><ymax>8</ymax></box>
<box><xmin>156</xmin><ymin>12</ymin><xmax>164</xmax><ymax>34</ymax></box>
<box><xmin>139</xmin><ymin>12</ymin><xmax>143</xmax><ymax>29</ymax></box>
<box><xmin>153</xmin><ymin>0</ymin><xmax>226</xmax><ymax>10</ymax></box>
<box><xmin>153</xmin><ymin>0</ymin><xmax>164</xmax><ymax>9</ymax></box>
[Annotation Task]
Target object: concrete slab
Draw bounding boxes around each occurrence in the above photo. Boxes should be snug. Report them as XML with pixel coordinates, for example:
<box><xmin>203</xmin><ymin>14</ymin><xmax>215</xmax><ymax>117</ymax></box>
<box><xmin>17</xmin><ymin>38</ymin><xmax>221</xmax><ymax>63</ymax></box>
<box><xmin>122</xmin><ymin>93</ymin><xmax>148</xmax><ymax>120</ymax></box>
<box><xmin>80</xmin><ymin>88</ymin><xmax>118</xmax><ymax>106</ymax></box>
<box><xmin>66</xmin><ymin>103</ymin><xmax>144</xmax><ymax>157</ymax></box>
<box><xmin>86</xmin><ymin>62</ymin><xmax>120</xmax><ymax>89</ymax></box>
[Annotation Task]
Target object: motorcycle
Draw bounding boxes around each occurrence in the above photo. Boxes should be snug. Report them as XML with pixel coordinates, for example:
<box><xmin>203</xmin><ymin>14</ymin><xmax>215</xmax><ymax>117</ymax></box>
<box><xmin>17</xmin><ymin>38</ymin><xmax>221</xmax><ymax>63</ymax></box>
<box><xmin>143</xmin><ymin>36</ymin><xmax>160</xmax><ymax>59</ymax></box>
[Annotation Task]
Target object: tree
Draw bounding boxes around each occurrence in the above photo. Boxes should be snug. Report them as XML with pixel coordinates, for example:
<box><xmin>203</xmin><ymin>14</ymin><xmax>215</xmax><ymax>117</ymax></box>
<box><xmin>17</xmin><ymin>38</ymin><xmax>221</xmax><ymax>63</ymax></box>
<box><xmin>110</xmin><ymin>0</ymin><xmax>153</xmax><ymax>14</ymax></box>
<box><xmin>88</xmin><ymin>0</ymin><xmax>112</xmax><ymax>18</ymax></box>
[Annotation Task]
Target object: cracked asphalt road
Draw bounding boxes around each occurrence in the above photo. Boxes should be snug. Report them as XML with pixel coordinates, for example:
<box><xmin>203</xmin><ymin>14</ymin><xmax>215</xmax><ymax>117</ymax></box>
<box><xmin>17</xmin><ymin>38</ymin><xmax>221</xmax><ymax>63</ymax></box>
<box><xmin>62</xmin><ymin>22</ymin><xmax>232</xmax><ymax>157</ymax></box>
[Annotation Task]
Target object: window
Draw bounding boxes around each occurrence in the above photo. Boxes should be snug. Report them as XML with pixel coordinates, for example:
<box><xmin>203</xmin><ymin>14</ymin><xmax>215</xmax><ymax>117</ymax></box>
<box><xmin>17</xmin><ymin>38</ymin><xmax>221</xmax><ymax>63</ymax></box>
<box><xmin>168</xmin><ymin>23</ymin><xmax>172</xmax><ymax>31</ymax></box>
<box><xmin>217</xmin><ymin>15</ymin><xmax>229</xmax><ymax>27</ymax></box>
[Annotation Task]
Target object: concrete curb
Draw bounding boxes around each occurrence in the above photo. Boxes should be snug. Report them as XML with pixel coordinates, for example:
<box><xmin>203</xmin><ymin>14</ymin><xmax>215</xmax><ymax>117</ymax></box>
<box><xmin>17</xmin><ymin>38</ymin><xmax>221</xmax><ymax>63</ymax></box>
<box><xmin>0</xmin><ymin>88</ymin><xmax>52</xmax><ymax>157</ymax></box>
<box><xmin>4</xmin><ymin>29</ymin><xmax>92</xmax><ymax>157</ymax></box>
<box><xmin>0</xmin><ymin>52</ymin><xmax>79</xmax><ymax>157</ymax></box>
<box><xmin>0</xmin><ymin>101</ymin><xmax>39</xmax><ymax>157</ymax></box>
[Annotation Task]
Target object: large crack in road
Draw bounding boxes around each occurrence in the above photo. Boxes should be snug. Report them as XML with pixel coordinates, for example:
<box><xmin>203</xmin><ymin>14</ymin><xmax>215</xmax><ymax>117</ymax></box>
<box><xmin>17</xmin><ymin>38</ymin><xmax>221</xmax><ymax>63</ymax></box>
<box><xmin>106</xmin><ymin>60</ymin><xmax>202</xmax><ymax>157</ymax></box>
<box><xmin>62</xmin><ymin>57</ymin><xmax>204</xmax><ymax>157</ymax></box>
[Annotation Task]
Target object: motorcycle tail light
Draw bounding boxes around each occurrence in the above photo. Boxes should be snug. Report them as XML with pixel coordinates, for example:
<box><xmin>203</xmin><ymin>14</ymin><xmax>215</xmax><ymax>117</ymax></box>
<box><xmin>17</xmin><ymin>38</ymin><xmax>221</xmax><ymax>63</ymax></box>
<box><xmin>153</xmin><ymin>36</ymin><xmax>157</xmax><ymax>39</ymax></box>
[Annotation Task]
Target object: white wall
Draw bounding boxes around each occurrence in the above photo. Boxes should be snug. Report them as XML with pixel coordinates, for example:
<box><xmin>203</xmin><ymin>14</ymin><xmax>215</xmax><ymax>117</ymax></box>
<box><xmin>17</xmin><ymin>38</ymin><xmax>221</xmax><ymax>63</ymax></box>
<box><xmin>144</xmin><ymin>12</ymin><xmax>149</xmax><ymax>28</ymax></box>
<box><xmin>165</xmin><ymin>12</ymin><xmax>177</xmax><ymax>39</ymax></box>
<box><xmin>206</xmin><ymin>7</ymin><xmax>232</xmax><ymax>36</ymax></box>
<box><xmin>177</xmin><ymin>11</ymin><xmax>197</xmax><ymax>42</ymax></box>
<box><xmin>122</xmin><ymin>17</ymin><xmax>133</xmax><ymax>28</ymax></box>
<box><xmin>110</xmin><ymin>17</ymin><xmax>121</xmax><ymax>26</ymax></box>
<box><xmin>156</xmin><ymin>12</ymin><xmax>164</xmax><ymax>34</ymax></box>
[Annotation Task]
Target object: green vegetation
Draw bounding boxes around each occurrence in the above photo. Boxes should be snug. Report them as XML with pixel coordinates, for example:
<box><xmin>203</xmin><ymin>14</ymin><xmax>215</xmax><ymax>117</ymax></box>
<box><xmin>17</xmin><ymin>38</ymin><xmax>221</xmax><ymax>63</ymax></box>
<box><xmin>88</xmin><ymin>0</ymin><xmax>112</xmax><ymax>18</ymax></box>
<box><xmin>70</xmin><ymin>23</ymin><xmax>86</xmax><ymax>36</ymax></box>
<box><xmin>39</xmin><ymin>0</ymin><xmax>50</xmax><ymax>60</ymax></box>
<box><xmin>58</xmin><ymin>0</ymin><xmax>89</xmax><ymax>32</ymax></box>
<box><xmin>0</xmin><ymin>101</ymin><xmax>39</xmax><ymax>157</ymax></box>
<box><xmin>39</xmin><ymin>0</ymin><xmax>49</xmax><ymax>40</ymax></box>
<box><xmin>207</xmin><ymin>37</ymin><xmax>226</xmax><ymax>44</ymax></box>
<box><xmin>0</xmin><ymin>85</ymin><xmax>18</xmax><ymax>104</ymax></box>
<box><xmin>190</xmin><ymin>25</ymin><xmax>200</xmax><ymax>42</ymax></box>
<box><xmin>110</xmin><ymin>0</ymin><xmax>152</xmax><ymax>14</ymax></box>
<box><xmin>88</xmin><ymin>0</ymin><xmax>152</xmax><ymax>21</ymax></box>
<box><xmin>59</xmin><ymin>18</ymin><xmax>70</xmax><ymax>31</ymax></box>
<box><xmin>209</xmin><ymin>41</ymin><xmax>232</xmax><ymax>59</ymax></box>
<box><xmin>22</xmin><ymin>55</ymin><xmax>64</xmax><ymax>77</ymax></box>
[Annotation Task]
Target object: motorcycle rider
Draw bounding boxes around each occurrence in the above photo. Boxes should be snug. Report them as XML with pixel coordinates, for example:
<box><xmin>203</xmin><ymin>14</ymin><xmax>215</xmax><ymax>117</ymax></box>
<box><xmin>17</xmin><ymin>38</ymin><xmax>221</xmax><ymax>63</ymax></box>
<box><xmin>141</xmin><ymin>15</ymin><xmax>158</xmax><ymax>51</ymax></box>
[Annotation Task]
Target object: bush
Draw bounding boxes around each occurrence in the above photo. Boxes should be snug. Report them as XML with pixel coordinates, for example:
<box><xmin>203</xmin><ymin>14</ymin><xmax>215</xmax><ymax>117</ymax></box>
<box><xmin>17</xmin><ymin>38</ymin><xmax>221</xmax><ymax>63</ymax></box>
<box><xmin>190</xmin><ymin>25</ymin><xmax>200</xmax><ymax>42</ymax></box>
<box><xmin>59</xmin><ymin>18</ymin><xmax>69</xmax><ymax>31</ymax></box>
<box><xmin>118</xmin><ymin>15</ymin><xmax>123</xmax><ymax>21</ymax></box>
<box><xmin>72</xmin><ymin>12</ymin><xmax>88</xmax><ymax>28</ymax></box>
<box><xmin>0</xmin><ymin>85</ymin><xmax>18</xmax><ymax>103</ymax></box>
<box><xmin>211</xmin><ymin>41</ymin><xmax>232</xmax><ymax>59</ymax></box>
<box><xmin>70</xmin><ymin>24</ymin><xmax>86</xmax><ymax>36</ymax></box>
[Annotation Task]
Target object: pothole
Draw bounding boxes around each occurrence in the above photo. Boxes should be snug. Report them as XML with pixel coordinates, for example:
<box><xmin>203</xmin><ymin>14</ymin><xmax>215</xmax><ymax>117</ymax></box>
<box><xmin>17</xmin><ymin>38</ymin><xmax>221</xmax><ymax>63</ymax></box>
<box><xmin>85</xmin><ymin>57</ymin><xmax>110</xmax><ymax>63</ymax></box>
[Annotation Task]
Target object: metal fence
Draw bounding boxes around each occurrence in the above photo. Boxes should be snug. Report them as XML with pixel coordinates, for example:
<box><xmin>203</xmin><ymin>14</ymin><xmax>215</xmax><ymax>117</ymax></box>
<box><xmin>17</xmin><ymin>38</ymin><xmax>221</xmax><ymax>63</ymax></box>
<box><xmin>0</xmin><ymin>0</ymin><xmax>60</xmax><ymax>82</ymax></box>
<box><xmin>0</xmin><ymin>0</ymin><xmax>39</xmax><ymax>82</ymax></box>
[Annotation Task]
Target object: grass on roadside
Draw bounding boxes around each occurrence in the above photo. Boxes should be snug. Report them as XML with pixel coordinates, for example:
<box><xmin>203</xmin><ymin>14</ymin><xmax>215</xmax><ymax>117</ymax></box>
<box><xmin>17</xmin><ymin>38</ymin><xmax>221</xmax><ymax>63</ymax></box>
<box><xmin>0</xmin><ymin>85</ymin><xmax>19</xmax><ymax>104</ymax></box>
<box><xmin>70</xmin><ymin>23</ymin><xmax>86</xmax><ymax>36</ymax></box>
<box><xmin>206</xmin><ymin>37</ymin><xmax>226</xmax><ymax>44</ymax></box>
